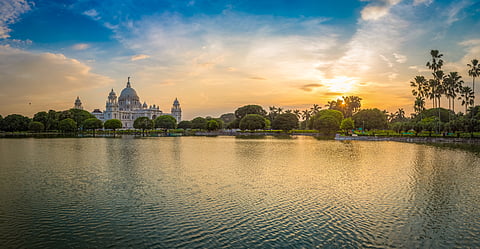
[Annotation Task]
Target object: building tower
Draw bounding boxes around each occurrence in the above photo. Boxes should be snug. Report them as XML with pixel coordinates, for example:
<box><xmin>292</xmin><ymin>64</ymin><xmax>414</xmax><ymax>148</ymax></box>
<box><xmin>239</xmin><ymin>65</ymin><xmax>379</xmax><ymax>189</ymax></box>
<box><xmin>171</xmin><ymin>98</ymin><xmax>182</xmax><ymax>122</ymax></box>
<box><xmin>74</xmin><ymin>96</ymin><xmax>83</xmax><ymax>110</ymax></box>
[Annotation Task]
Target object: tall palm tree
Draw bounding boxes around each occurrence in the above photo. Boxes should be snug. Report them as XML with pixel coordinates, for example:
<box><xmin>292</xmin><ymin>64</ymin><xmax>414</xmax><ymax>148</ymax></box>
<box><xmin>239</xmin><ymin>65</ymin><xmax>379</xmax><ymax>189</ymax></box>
<box><xmin>411</xmin><ymin>76</ymin><xmax>430</xmax><ymax>107</ymax></box>
<box><xmin>414</xmin><ymin>96</ymin><xmax>426</xmax><ymax>115</ymax></box>
<box><xmin>426</xmin><ymin>50</ymin><xmax>444</xmax><ymax>109</ymax></box>
<box><xmin>444</xmin><ymin>72</ymin><xmax>464</xmax><ymax>114</ymax></box>
<box><xmin>459</xmin><ymin>86</ymin><xmax>474</xmax><ymax>114</ymax></box>
<box><xmin>467</xmin><ymin>59</ymin><xmax>480</xmax><ymax>106</ymax></box>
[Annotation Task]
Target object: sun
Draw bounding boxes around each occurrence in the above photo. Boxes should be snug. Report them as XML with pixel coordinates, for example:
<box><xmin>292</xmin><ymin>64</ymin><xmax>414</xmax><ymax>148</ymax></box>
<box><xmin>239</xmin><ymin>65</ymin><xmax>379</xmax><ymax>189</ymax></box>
<box><xmin>323</xmin><ymin>76</ymin><xmax>358</xmax><ymax>93</ymax></box>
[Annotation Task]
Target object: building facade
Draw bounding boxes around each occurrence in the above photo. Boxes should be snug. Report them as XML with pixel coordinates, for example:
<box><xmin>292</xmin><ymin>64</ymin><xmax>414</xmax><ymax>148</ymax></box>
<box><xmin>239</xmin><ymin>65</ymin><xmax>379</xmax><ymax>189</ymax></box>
<box><xmin>79</xmin><ymin>77</ymin><xmax>181</xmax><ymax>129</ymax></box>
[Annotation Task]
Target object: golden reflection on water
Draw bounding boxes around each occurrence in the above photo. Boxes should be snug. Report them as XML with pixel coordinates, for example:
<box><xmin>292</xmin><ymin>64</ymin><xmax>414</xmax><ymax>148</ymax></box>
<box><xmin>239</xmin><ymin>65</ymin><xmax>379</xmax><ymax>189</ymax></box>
<box><xmin>0</xmin><ymin>136</ymin><xmax>479</xmax><ymax>248</ymax></box>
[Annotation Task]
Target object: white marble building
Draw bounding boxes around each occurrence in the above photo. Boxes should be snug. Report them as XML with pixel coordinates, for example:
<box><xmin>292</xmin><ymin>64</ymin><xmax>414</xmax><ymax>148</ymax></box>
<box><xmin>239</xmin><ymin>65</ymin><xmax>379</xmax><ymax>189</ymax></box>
<box><xmin>82</xmin><ymin>77</ymin><xmax>181</xmax><ymax>128</ymax></box>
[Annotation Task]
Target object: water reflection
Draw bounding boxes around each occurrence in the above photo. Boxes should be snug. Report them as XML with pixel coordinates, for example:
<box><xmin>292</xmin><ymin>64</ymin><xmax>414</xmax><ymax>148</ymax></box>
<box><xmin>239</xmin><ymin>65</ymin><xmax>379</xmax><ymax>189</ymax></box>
<box><xmin>0</xmin><ymin>137</ymin><xmax>479</xmax><ymax>248</ymax></box>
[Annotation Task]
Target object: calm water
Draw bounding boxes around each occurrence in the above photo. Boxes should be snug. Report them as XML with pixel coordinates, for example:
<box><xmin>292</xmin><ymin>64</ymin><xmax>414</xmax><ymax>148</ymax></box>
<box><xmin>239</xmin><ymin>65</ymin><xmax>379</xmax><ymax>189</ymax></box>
<box><xmin>1</xmin><ymin>136</ymin><xmax>479</xmax><ymax>248</ymax></box>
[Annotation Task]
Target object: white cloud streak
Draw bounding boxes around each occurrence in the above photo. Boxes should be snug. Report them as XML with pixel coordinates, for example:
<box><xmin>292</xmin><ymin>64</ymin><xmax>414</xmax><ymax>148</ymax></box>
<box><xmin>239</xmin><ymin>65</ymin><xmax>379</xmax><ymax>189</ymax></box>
<box><xmin>0</xmin><ymin>0</ymin><xmax>32</xmax><ymax>39</ymax></box>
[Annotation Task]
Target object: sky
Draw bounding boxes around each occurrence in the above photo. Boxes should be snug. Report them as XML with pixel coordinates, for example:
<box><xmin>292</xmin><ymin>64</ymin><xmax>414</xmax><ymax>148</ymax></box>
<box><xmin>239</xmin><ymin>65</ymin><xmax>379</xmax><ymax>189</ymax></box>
<box><xmin>1</xmin><ymin>0</ymin><xmax>480</xmax><ymax>119</ymax></box>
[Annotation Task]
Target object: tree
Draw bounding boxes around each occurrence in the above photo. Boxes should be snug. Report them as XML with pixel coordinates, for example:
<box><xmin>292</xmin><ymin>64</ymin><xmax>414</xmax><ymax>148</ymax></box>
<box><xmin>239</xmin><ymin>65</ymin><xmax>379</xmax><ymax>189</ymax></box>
<box><xmin>104</xmin><ymin>119</ymin><xmax>123</xmax><ymax>131</ymax></box>
<box><xmin>443</xmin><ymin>72</ymin><xmax>464</xmax><ymax>118</ymax></box>
<box><xmin>60</xmin><ymin>108</ymin><xmax>95</xmax><ymax>129</ymax></box>
<box><xmin>340</xmin><ymin>118</ymin><xmax>355</xmax><ymax>135</ymax></box>
<box><xmin>58</xmin><ymin>118</ymin><xmax>77</xmax><ymax>133</ymax></box>
<box><xmin>191</xmin><ymin>117</ymin><xmax>207</xmax><ymax>129</ymax></box>
<box><xmin>272</xmin><ymin>113</ymin><xmax>298</xmax><ymax>131</ymax></box>
<box><xmin>0</xmin><ymin>115</ymin><xmax>3</xmax><ymax>131</ymax></box>
<box><xmin>83</xmin><ymin>118</ymin><xmax>103</xmax><ymax>136</ymax></box>
<box><xmin>459</xmin><ymin>86</ymin><xmax>475</xmax><ymax>114</ymax></box>
<box><xmin>352</xmin><ymin>108</ymin><xmax>388</xmax><ymax>130</ymax></box>
<box><xmin>219</xmin><ymin>113</ymin><xmax>235</xmax><ymax>124</ymax></box>
<box><xmin>28</xmin><ymin>121</ymin><xmax>44</xmax><ymax>133</ymax></box>
<box><xmin>467</xmin><ymin>59</ymin><xmax>479</xmax><ymax>106</ymax></box>
<box><xmin>33</xmin><ymin>111</ymin><xmax>48</xmax><ymax>130</ymax></box>
<box><xmin>2</xmin><ymin>114</ymin><xmax>31</xmax><ymax>132</ymax></box>
<box><xmin>206</xmin><ymin>119</ymin><xmax>220</xmax><ymax>131</ymax></box>
<box><xmin>177</xmin><ymin>120</ymin><xmax>192</xmax><ymax>129</ymax></box>
<box><xmin>426</xmin><ymin>49</ymin><xmax>444</xmax><ymax>108</ymax></box>
<box><xmin>155</xmin><ymin>115</ymin><xmax>177</xmax><ymax>129</ymax></box>
<box><xmin>133</xmin><ymin>117</ymin><xmax>153</xmax><ymax>136</ymax></box>
<box><xmin>313</xmin><ymin>115</ymin><xmax>340</xmax><ymax>135</ymax></box>
<box><xmin>239</xmin><ymin>114</ymin><xmax>266</xmax><ymax>131</ymax></box>
<box><xmin>310</xmin><ymin>109</ymin><xmax>343</xmax><ymax>135</ymax></box>
<box><xmin>46</xmin><ymin>110</ymin><xmax>60</xmax><ymax>131</ymax></box>
<box><xmin>414</xmin><ymin>96</ymin><xmax>426</xmax><ymax>115</ymax></box>
<box><xmin>309</xmin><ymin>109</ymin><xmax>343</xmax><ymax>129</ymax></box>
<box><xmin>235</xmin><ymin>105</ymin><xmax>267</xmax><ymax>120</ymax></box>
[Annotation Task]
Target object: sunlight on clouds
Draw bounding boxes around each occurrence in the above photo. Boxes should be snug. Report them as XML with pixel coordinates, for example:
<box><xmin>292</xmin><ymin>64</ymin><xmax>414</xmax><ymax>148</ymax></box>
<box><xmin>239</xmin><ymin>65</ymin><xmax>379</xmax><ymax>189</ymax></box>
<box><xmin>72</xmin><ymin>43</ymin><xmax>90</xmax><ymax>50</ymax></box>
<box><xmin>131</xmin><ymin>54</ymin><xmax>150</xmax><ymax>61</ymax></box>
<box><xmin>323</xmin><ymin>76</ymin><xmax>358</xmax><ymax>93</ymax></box>
<box><xmin>0</xmin><ymin>45</ymin><xmax>112</xmax><ymax>116</ymax></box>
<box><xmin>360</xmin><ymin>0</ymin><xmax>401</xmax><ymax>21</ymax></box>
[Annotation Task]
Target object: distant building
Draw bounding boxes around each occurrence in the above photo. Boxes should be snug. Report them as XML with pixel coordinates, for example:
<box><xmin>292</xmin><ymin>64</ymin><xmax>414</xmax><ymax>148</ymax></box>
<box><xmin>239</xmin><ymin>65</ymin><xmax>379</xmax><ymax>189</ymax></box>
<box><xmin>84</xmin><ymin>77</ymin><xmax>181</xmax><ymax>128</ymax></box>
<box><xmin>74</xmin><ymin>96</ymin><xmax>83</xmax><ymax>110</ymax></box>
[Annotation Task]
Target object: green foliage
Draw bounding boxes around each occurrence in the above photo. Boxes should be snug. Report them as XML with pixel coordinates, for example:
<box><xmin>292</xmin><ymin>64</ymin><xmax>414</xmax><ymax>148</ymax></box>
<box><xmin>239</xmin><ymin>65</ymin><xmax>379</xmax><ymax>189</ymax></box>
<box><xmin>272</xmin><ymin>113</ymin><xmax>298</xmax><ymax>131</ymax></box>
<box><xmin>133</xmin><ymin>117</ymin><xmax>153</xmax><ymax>131</ymax></box>
<box><xmin>416</xmin><ymin>108</ymin><xmax>452</xmax><ymax>123</ymax></box>
<box><xmin>177</xmin><ymin>120</ymin><xmax>192</xmax><ymax>129</ymax></box>
<box><xmin>0</xmin><ymin>115</ymin><xmax>3</xmax><ymax>131</ymax></box>
<box><xmin>83</xmin><ymin>118</ymin><xmax>103</xmax><ymax>130</ymax></box>
<box><xmin>226</xmin><ymin>118</ymin><xmax>240</xmax><ymax>129</ymax></box>
<box><xmin>191</xmin><ymin>117</ymin><xmax>207</xmax><ymax>129</ymax></box>
<box><xmin>309</xmin><ymin>109</ymin><xmax>343</xmax><ymax>129</ymax></box>
<box><xmin>219</xmin><ymin>113</ymin><xmax>236</xmax><ymax>124</ymax></box>
<box><xmin>46</xmin><ymin>110</ymin><xmax>60</xmax><ymax>131</ymax></box>
<box><xmin>28</xmin><ymin>121</ymin><xmax>45</xmax><ymax>132</ymax></box>
<box><xmin>33</xmin><ymin>111</ymin><xmax>48</xmax><ymax>128</ymax></box>
<box><xmin>313</xmin><ymin>115</ymin><xmax>340</xmax><ymax>135</ymax></box>
<box><xmin>155</xmin><ymin>115</ymin><xmax>177</xmax><ymax>129</ymax></box>
<box><xmin>206</xmin><ymin>119</ymin><xmax>220</xmax><ymax>131</ymax></box>
<box><xmin>239</xmin><ymin>114</ymin><xmax>266</xmax><ymax>131</ymax></box>
<box><xmin>340</xmin><ymin>118</ymin><xmax>355</xmax><ymax>133</ymax></box>
<box><xmin>104</xmin><ymin>119</ymin><xmax>123</xmax><ymax>130</ymax></box>
<box><xmin>234</xmin><ymin>105</ymin><xmax>267</xmax><ymax>119</ymax></box>
<box><xmin>2</xmin><ymin>114</ymin><xmax>31</xmax><ymax>132</ymax></box>
<box><xmin>352</xmin><ymin>108</ymin><xmax>387</xmax><ymax>130</ymax></box>
<box><xmin>59</xmin><ymin>108</ymin><xmax>95</xmax><ymax>128</ymax></box>
<box><xmin>58</xmin><ymin>118</ymin><xmax>77</xmax><ymax>132</ymax></box>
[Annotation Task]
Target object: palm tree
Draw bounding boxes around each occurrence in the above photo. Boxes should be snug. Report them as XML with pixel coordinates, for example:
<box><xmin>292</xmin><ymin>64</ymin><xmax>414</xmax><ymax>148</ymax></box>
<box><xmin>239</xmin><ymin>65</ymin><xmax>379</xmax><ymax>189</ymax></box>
<box><xmin>310</xmin><ymin>104</ymin><xmax>321</xmax><ymax>115</ymax></box>
<box><xmin>414</xmin><ymin>96</ymin><xmax>426</xmax><ymax>115</ymax></box>
<box><xmin>301</xmin><ymin>109</ymin><xmax>311</xmax><ymax>121</ymax></box>
<box><xmin>459</xmin><ymin>86</ymin><xmax>475</xmax><ymax>114</ymax></box>
<box><xmin>285</xmin><ymin>109</ymin><xmax>293</xmax><ymax>114</ymax></box>
<box><xmin>426</xmin><ymin>50</ymin><xmax>444</xmax><ymax>108</ymax></box>
<box><xmin>444</xmin><ymin>72</ymin><xmax>464</xmax><ymax>114</ymax></box>
<box><xmin>467</xmin><ymin>59</ymin><xmax>480</xmax><ymax>106</ymax></box>
<box><xmin>410</xmin><ymin>76</ymin><xmax>430</xmax><ymax>107</ymax></box>
<box><xmin>293</xmin><ymin>109</ymin><xmax>301</xmax><ymax>120</ymax></box>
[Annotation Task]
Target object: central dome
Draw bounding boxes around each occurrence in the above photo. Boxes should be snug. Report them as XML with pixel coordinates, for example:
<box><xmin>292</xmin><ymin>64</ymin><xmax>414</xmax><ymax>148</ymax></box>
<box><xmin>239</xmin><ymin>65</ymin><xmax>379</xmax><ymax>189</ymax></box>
<box><xmin>118</xmin><ymin>78</ymin><xmax>139</xmax><ymax>101</ymax></box>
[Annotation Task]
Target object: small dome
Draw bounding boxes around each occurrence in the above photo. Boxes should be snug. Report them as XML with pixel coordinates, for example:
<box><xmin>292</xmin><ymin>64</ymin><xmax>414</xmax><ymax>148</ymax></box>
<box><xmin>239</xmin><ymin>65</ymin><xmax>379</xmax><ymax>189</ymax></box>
<box><xmin>118</xmin><ymin>78</ymin><xmax>139</xmax><ymax>101</ymax></box>
<box><xmin>109</xmin><ymin>89</ymin><xmax>117</xmax><ymax>97</ymax></box>
<box><xmin>143</xmin><ymin>102</ymin><xmax>147</xmax><ymax>108</ymax></box>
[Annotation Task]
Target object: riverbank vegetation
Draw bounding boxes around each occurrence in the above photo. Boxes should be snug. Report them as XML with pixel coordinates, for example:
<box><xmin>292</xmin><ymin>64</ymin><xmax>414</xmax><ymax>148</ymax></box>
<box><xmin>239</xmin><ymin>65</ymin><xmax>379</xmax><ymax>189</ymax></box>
<box><xmin>1</xmin><ymin>50</ymin><xmax>480</xmax><ymax>139</ymax></box>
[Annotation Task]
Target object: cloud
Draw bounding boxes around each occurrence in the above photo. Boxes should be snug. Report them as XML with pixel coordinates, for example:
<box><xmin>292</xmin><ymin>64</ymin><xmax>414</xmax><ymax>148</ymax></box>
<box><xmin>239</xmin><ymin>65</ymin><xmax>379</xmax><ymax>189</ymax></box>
<box><xmin>0</xmin><ymin>0</ymin><xmax>33</xmax><ymax>39</ymax></box>
<box><xmin>249</xmin><ymin>76</ymin><xmax>267</xmax><ymax>80</ymax></box>
<box><xmin>300</xmin><ymin>83</ymin><xmax>323</xmax><ymax>92</ymax></box>
<box><xmin>83</xmin><ymin>9</ymin><xmax>100</xmax><ymax>20</ymax></box>
<box><xmin>0</xmin><ymin>45</ymin><xmax>112</xmax><ymax>116</ymax></box>
<box><xmin>393</xmin><ymin>53</ymin><xmax>407</xmax><ymax>63</ymax></box>
<box><xmin>130</xmin><ymin>54</ymin><xmax>150</xmax><ymax>61</ymax></box>
<box><xmin>360</xmin><ymin>0</ymin><xmax>401</xmax><ymax>21</ymax></box>
<box><xmin>72</xmin><ymin>43</ymin><xmax>90</xmax><ymax>50</ymax></box>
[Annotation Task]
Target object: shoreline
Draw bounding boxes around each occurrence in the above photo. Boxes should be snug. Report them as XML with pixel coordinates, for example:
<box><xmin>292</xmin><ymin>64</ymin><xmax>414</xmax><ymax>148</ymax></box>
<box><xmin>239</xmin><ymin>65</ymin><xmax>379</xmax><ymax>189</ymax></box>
<box><xmin>2</xmin><ymin>131</ymin><xmax>480</xmax><ymax>145</ymax></box>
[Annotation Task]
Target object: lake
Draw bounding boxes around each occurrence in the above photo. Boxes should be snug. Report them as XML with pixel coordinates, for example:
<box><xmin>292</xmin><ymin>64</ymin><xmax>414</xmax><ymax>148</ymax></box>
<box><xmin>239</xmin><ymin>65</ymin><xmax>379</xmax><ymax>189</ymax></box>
<box><xmin>1</xmin><ymin>136</ymin><xmax>479</xmax><ymax>248</ymax></box>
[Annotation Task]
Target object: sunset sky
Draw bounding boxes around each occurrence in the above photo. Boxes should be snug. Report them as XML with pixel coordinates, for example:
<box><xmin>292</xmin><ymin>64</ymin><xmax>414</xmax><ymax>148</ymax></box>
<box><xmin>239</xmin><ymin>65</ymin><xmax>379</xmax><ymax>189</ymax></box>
<box><xmin>1</xmin><ymin>0</ymin><xmax>480</xmax><ymax>119</ymax></box>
